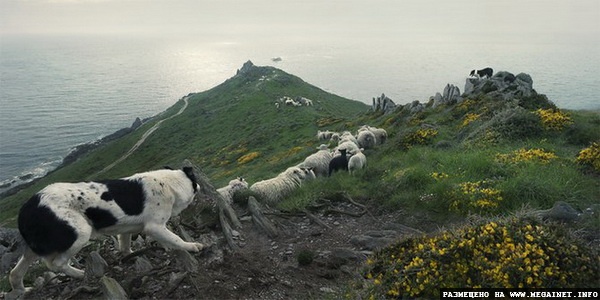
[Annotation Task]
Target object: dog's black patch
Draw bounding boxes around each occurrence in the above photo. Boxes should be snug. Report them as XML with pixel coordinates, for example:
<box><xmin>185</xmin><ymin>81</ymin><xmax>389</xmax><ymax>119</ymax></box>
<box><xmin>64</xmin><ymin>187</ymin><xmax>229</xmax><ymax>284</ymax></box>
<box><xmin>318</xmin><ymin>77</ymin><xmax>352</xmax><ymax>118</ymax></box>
<box><xmin>182</xmin><ymin>167</ymin><xmax>199</xmax><ymax>193</ymax></box>
<box><xmin>85</xmin><ymin>207</ymin><xmax>118</xmax><ymax>230</ymax></box>
<box><xmin>98</xmin><ymin>179</ymin><xmax>146</xmax><ymax>215</ymax></box>
<box><xmin>18</xmin><ymin>194</ymin><xmax>77</xmax><ymax>256</ymax></box>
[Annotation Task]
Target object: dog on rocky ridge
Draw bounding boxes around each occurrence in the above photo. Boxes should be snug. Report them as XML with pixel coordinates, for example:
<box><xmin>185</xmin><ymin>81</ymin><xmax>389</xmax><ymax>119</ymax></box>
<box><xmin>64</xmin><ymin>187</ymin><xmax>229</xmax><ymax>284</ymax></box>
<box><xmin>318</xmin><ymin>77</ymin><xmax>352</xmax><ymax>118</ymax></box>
<box><xmin>469</xmin><ymin>67</ymin><xmax>493</xmax><ymax>79</ymax></box>
<box><xmin>9</xmin><ymin>166</ymin><xmax>204</xmax><ymax>294</ymax></box>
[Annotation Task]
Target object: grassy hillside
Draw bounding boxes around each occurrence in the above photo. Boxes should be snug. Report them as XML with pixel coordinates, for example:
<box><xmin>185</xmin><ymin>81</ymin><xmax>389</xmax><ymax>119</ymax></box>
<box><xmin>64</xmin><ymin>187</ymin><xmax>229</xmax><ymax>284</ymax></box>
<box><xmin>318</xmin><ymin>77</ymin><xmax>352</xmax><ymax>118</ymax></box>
<box><xmin>282</xmin><ymin>95</ymin><xmax>600</xmax><ymax>219</ymax></box>
<box><xmin>0</xmin><ymin>62</ymin><xmax>369</xmax><ymax>225</ymax></box>
<box><xmin>1</xmin><ymin>63</ymin><xmax>599</xmax><ymax>295</ymax></box>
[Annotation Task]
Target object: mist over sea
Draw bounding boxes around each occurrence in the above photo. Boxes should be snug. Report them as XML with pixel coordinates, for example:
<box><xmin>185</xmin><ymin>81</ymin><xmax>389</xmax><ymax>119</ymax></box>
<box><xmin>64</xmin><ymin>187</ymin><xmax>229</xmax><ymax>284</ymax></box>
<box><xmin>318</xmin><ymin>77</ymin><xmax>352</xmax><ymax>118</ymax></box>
<box><xmin>1</xmin><ymin>34</ymin><xmax>598</xmax><ymax>191</ymax></box>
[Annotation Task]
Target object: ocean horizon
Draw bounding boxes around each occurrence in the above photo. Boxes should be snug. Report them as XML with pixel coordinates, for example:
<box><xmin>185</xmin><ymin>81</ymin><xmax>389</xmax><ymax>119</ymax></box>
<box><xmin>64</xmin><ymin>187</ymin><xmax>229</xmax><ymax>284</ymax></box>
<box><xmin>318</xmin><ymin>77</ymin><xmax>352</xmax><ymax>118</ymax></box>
<box><xmin>1</xmin><ymin>34</ymin><xmax>599</xmax><ymax>192</ymax></box>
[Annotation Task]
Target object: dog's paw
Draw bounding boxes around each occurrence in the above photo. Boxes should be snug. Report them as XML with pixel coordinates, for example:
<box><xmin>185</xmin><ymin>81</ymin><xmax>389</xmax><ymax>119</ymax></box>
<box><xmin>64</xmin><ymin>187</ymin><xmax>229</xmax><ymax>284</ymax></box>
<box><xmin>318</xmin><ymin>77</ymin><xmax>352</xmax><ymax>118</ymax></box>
<box><xmin>190</xmin><ymin>242</ymin><xmax>205</xmax><ymax>252</ymax></box>
<box><xmin>5</xmin><ymin>287</ymin><xmax>32</xmax><ymax>300</ymax></box>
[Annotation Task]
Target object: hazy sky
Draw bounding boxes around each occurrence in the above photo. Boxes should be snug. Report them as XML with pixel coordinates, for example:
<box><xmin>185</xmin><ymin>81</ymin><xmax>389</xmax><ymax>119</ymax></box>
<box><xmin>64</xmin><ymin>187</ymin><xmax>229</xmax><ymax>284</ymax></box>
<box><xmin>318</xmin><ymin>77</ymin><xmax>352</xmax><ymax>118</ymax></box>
<box><xmin>1</xmin><ymin>0</ymin><xmax>599</xmax><ymax>44</ymax></box>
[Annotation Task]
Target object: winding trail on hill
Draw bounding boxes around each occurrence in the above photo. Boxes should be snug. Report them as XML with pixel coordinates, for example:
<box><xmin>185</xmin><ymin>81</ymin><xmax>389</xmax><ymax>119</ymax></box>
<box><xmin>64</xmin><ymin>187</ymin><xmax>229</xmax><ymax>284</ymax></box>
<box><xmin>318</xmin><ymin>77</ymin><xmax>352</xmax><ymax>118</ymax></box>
<box><xmin>93</xmin><ymin>96</ymin><xmax>190</xmax><ymax>177</ymax></box>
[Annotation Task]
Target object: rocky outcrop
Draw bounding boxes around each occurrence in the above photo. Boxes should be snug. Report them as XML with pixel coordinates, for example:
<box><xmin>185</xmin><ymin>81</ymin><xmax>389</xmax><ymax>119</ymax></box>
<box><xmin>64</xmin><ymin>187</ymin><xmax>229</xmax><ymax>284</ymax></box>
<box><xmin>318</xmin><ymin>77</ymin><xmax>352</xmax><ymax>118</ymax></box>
<box><xmin>372</xmin><ymin>93</ymin><xmax>397</xmax><ymax>114</ymax></box>
<box><xmin>0</xmin><ymin>227</ymin><xmax>24</xmax><ymax>275</ymax></box>
<box><xmin>237</xmin><ymin>60</ymin><xmax>255</xmax><ymax>75</ymax></box>
<box><xmin>430</xmin><ymin>84</ymin><xmax>462</xmax><ymax>107</ymax></box>
<box><xmin>464</xmin><ymin>71</ymin><xmax>536</xmax><ymax>100</ymax></box>
<box><xmin>406</xmin><ymin>100</ymin><xmax>425</xmax><ymax>114</ymax></box>
<box><xmin>62</xmin><ymin>116</ymin><xmax>146</xmax><ymax>167</ymax></box>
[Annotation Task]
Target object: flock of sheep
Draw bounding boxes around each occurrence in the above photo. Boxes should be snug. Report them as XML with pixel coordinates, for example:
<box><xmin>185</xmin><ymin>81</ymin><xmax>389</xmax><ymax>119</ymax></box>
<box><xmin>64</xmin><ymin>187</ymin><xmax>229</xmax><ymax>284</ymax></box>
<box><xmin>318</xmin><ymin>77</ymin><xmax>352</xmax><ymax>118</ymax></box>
<box><xmin>216</xmin><ymin>125</ymin><xmax>388</xmax><ymax>205</ymax></box>
<box><xmin>275</xmin><ymin>96</ymin><xmax>314</xmax><ymax>108</ymax></box>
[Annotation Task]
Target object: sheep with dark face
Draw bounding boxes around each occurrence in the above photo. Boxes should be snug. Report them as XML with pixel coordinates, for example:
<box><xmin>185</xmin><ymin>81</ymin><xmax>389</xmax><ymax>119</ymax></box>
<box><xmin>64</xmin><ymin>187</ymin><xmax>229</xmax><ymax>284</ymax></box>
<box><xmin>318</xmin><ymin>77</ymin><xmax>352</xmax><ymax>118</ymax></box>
<box><xmin>328</xmin><ymin>148</ymin><xmax>349</xmax><ymax>176</ymax></box>
<box><xmin>249</xmin><ymin>166</ymin><xmax>314</xmax><ymax>204</ymax></box>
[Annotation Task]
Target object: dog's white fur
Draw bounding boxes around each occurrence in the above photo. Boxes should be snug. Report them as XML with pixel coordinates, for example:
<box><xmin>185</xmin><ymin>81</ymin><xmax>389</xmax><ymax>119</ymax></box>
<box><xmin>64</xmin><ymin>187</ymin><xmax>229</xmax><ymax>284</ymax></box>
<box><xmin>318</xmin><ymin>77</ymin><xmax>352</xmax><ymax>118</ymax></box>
<box><xmin>9</xmin><ymin>168</ymin><xmax>203</xmax><ymax>293</ymax></box>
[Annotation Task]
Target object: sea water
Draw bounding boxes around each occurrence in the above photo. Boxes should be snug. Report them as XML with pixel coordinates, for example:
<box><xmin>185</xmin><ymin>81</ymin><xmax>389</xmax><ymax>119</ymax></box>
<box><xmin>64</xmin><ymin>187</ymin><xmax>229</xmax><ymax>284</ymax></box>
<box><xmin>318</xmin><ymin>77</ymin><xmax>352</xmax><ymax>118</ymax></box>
<box><xmin>1</xmin><ymin>34</ymin><xmax>598</xmax><ymax>192</ymax></box>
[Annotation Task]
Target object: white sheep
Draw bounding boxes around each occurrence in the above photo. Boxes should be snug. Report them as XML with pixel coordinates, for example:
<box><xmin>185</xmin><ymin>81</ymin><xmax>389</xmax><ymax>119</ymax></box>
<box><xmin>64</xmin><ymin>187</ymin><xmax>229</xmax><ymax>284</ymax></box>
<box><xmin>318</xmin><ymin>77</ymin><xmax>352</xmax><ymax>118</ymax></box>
<box><xmin>364</xmin><ymin>126</ymin><xmax>387</xmax><ymax>145</ymax></box>
<box><xmin>336</xmin><ymin>140</ymin><xmax>360</xmax><ymax>156</ymax></box>
<box><xmin>357</xmin><ymin>130</ymin><xmax>377</xmax><ymax>149</ymax></box>
<box><xmin>317</xmin><ymin>130</ymin><xmax>334</xmax><ymax>141</ymax></box>
<box><xmin>217</xmin><ymin>177</ymin><xmax>249</xmax><ymax>205</ymax></box>
<box><xmin>296</xmin><ymin>97</ymin><xmax>314</xmax><ymax>106</ymax></box>
<box><xmin>348</xmin><ymin>148</ymin><xmax>367</xmax><ymax>175</ymax></box>
<box><xmin>329</xmin><ymin>132</ymin><xmax>340</xmax><ymax>144</ymax></box>
<box><xmin>285</xmin><ymin>98</ymin><xmax>296</xmax><ymax>106</ymax></box>
<box><xmin>297</xmin><ymin>145</ymin><xmax>333</xmax><ymax>177</ymax></box>
<box><xmin>249</xmin><ymin>166</ymin><xmax>314</xmax><ymax>204</ymax></box>
<box><xmin>339</xmin><ymin>131</ymin><xmax>358</xmax><ymax>145</ymax></box>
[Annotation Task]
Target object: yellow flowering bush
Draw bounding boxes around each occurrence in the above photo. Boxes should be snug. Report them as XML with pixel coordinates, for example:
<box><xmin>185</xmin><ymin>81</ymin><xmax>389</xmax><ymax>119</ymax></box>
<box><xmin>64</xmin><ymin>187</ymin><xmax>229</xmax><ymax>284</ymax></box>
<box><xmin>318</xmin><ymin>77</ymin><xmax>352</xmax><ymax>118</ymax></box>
<box><xmin>267</xmin><ymin>146</ymin><xmax>304</xmax><ymax>164</ymax></box>
<box><xmin>316</xmin><ymin>117</ymin><xmax>343</xmax><ymax>127</ymax></box>
<box><xmin>430</xmin><ymin>172</ymin><xmax>449</xmax><ymax>180</ymax></box>
<box><xmin>461</xmin><ymin>113</ymin><xmax>481</xmax><ymax>127</ymax></box>
<box><xmin>457</xmin><ymin>99</ymin><xmax>477</xmax><ymax>111</ymax></box>
<box><xmin>450</xmin><ymin>180</ymin><xmax>503</xmax><ymax>212</ymax></box>
<box><xmin>496</xmin><ymin>148</ymin><xmax>558</xmax><ymax>164</ymax></box>
<box><xmin>237</xmin><ymin>151</ymin><xmax>260</xmax><ymax>164</ymax></box>
<box><xmin>535</xmin><ymin>108</ymin><xmax>573</xmax><ymax>131</ymax></box>
<box><xmin>576</xmin><ymin>142</ymin><xmax>600</xmax><ymax>172</ymax></box>
<box><xmin>359</xmin><ymin>217</ymin><xmax>599</xmax><ymax>299</ymax></box>
<box><xmin>401</xmin><ymin>128</ymin><xmax>438</xmax><ymax>148</ymax></box>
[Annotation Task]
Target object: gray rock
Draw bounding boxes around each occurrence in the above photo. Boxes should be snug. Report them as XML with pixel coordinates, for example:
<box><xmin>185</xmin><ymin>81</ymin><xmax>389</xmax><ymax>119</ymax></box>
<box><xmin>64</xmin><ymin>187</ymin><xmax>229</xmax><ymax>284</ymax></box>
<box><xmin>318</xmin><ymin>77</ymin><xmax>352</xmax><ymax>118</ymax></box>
<box><xmin>538</xmin><ymin>201</ymin><xmax>580</xmax><ymax>222</ymax></box>
<box><xmin>432</xmin><ymin>84</ymin><xmax>461</xmax><ymax>108</ymax></box>
<box><xmin>236</xmin><ymin>60</ymin><xmax>255</xmax><ymax>75</ymax></box>
<box><xmin>175</xmin><ymin>249</ymin><xmax>199</xmax><ymax>273</ymax></box>
<box><xmin>134</xmin><ymin>256</ymin><xmax>153</xmax><ymax>273</ymax></box>
<box><xmin>350</xmin><ymin>230</ymin><xmax>402</xmax><ymax>250</ymax></box>
<box><xmin>1</xmin><ymin>251</ymin><xmax>21</xmax><ymax>276</ymax></box>
<box><xmin>372</xmin><ymin>93</ymin><xmax>397</xmax><ymax>114</ymax></box>
<box><xmin>463</xmin><ymin>71</ymin><xmax>536</xmax><ymax>100</ymax></box>
<box><xmin>100</xmin><ymin>276</ymin><xmax>128</xmax><ymax>300</ymax></box>
<box><xmin>86</xmin><ymin>251</ymin><xmax>108</xmax><ymax>278</ymax></box>
<box><xmin>131</xmin><ymin>117</ymin><xmax>143</xmax><ymax>130</ymax></box>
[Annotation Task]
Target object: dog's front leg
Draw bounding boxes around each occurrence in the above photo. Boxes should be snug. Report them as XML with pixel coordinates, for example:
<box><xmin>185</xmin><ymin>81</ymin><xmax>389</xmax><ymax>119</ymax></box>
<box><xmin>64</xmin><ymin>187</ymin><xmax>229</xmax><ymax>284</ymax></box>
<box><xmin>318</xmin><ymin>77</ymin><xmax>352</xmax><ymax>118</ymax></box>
<box><xmin>144</xmin><ymin>224</ymin><xmax>204</xmax><ymax>252</ymax></box>
<box><xmin>117</xmin><ymin>234</ymin><xmax>132</xmax><ymax>254</ymax></box>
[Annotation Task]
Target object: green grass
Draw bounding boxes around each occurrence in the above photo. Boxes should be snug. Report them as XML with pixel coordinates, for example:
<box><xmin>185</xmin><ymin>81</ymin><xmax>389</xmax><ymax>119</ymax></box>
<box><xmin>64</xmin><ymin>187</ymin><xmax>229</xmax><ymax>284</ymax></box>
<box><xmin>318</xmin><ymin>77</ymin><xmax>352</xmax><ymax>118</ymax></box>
<box><xmin>0</xmin><ymin>64</ymin><xmax>368</xmax><ymax>226</ymax></box>
<box><xmin>1</xmin><ymin>64</ymin><xmax>598</xmax><ymax>295</ymax></box>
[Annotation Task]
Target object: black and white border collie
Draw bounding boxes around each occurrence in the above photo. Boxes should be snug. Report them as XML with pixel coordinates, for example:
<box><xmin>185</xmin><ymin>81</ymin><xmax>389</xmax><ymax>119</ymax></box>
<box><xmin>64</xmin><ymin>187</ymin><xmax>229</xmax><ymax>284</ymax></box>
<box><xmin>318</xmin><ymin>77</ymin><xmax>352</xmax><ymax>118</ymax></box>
<box><xmin>9</xmin><ymin>167</ymin><xmax>203</xmax><ymax>293</ymax></box>
<box><xmin>469</xmin><ymin>67</ymin><xmax>493</xmax><ymax>79</ymax></box>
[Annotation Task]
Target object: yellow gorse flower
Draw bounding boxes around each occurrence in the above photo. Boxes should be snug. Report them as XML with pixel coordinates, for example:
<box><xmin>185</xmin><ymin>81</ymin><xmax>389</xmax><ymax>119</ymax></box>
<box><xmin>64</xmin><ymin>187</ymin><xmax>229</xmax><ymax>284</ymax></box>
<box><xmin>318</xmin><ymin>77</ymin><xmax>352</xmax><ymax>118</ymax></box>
<box><xmin>451</xmin><ymin>180</ymin><xmax>503</xmax><ymax>212</ymax></box>
<box><xmin>462</xmin><ymin>113</ymin><xmax>481</xmax><ymax>127</ymax></box>
<box><xmin>361</xmin><ymin>218</ymin><xmax>598</xmax><ymax>298</ymax></box>
<box><xmin>535</xmin><ymin>108</ymin><xmax>573</xmax><ymax>131</ymax></box>
<box><xmin>496</xmin><ymin>148</ymin><xmax>558</xmax><ymax>164</ymax></box>
<box><xmin>237</xmin><ymin>151</ymin><xmax>260</xmax><ymax>164</ymax></box>
<box><xmin>576</xmin><ymin>142</ymin><xmax>600</xmax><ymax>172</ymax></box>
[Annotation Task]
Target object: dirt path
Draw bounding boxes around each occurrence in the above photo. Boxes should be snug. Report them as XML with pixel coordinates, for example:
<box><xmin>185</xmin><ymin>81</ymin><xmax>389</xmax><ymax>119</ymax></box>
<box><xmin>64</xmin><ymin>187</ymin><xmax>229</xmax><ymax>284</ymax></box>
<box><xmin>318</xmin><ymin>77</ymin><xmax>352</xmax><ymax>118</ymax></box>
<box><xmin>13</xmin><ymin>199</ymin><xmax>423</xmax><ymax>300</ymax></box>
<box><xmin>93</xmin><ymin>96</ymin><xmax>190</xmax><ymax>177</ymax></box>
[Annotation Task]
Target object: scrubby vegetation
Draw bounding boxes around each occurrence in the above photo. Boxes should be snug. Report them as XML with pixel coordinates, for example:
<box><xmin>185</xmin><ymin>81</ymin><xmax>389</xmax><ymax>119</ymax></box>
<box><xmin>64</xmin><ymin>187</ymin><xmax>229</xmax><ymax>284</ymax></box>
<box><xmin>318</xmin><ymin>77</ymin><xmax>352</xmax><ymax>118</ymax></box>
<box><xmin>1</xmin><ymin>64</ymin><xmax>598</xmax><ymax>297</ymax></box>
<box><xmin>356</xmin><ymin>216</ymin><xmax>598</xmax><ymax>299</ymax></box>
<box><xmin>280</xmin><ymin>89</ymin><xmax>600</xmax><ymax>297</ymax></box>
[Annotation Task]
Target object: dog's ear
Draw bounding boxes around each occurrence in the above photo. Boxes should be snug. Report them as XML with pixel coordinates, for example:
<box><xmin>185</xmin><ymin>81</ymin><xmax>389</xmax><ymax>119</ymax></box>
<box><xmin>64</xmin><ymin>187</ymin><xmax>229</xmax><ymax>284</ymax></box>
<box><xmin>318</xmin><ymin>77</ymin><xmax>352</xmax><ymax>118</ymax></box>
<box><xmin>182</xmin><ymin>166</ymin><xmax>194</xmax><ymax>178</ymax></box>
<box><xmin>182</xmin><ymin>166</ymin><xmax>199</xmax><ymax>193</ymax></box>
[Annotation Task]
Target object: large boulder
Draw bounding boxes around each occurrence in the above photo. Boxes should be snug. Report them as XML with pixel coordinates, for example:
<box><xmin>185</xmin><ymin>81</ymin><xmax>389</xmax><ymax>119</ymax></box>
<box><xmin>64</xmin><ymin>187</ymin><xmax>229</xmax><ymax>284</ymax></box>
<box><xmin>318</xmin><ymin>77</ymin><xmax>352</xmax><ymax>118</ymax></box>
<box><xmin>464</xmin><ymin>71</ymin><xmax>536</xmax><ymax>100</ymax></box>
<box><xmin>372</xmin><ymin>93</ymin><xmax>397</xmax><ymax>114</ymax></box>
<box><xmin>430</xmin><ymin>84</ymin><xmax>462</xmax><ymax>107</ymax></box>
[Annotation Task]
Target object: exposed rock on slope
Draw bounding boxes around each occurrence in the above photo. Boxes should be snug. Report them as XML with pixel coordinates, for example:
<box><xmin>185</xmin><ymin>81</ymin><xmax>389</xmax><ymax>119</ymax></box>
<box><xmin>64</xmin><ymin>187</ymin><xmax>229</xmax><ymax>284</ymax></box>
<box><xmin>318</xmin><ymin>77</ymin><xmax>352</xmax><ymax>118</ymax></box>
<box><xmin>464</xmin><ymin>71</ymin><xmax>535</xmax><ymax>100</ymax></box>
